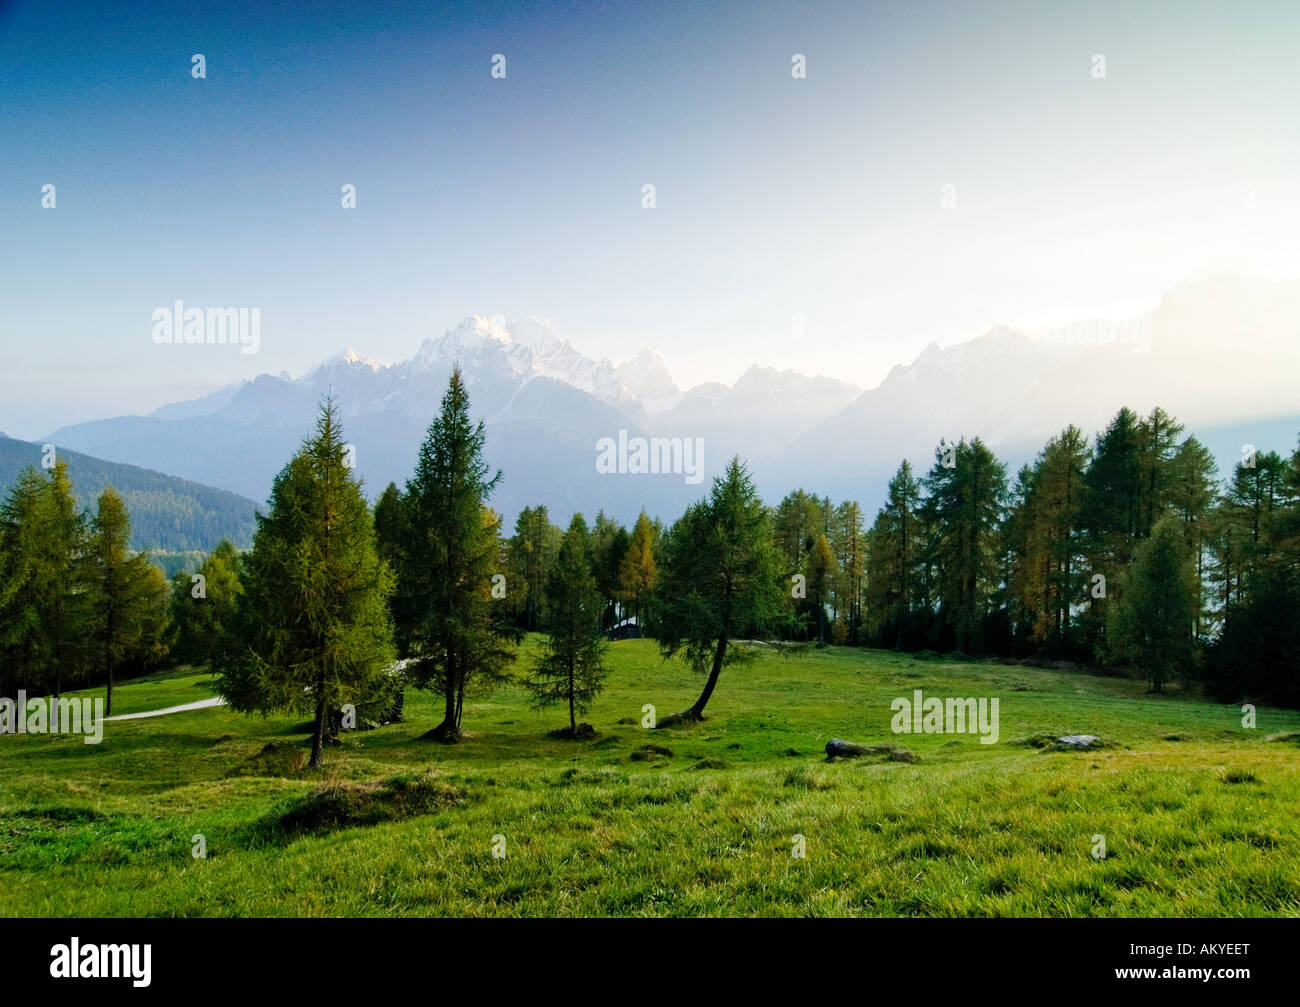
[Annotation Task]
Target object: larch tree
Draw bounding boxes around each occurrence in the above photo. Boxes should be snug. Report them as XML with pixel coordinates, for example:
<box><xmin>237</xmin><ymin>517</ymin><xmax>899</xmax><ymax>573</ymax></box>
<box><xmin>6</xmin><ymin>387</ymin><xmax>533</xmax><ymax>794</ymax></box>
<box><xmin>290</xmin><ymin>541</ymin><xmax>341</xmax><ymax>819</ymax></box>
<box><xmin>649</xmin><ymin>457</ymin><xmax>785</xmax><ymax>723</ymax></box>
<box><xmin>85</xmin><ymin>487</ymin><xmax>169</xmax><ymax>716</ymax></box>
<box><xmin>831</xmin><ymin>499</ymin><xmax>865</xmax><ymax>644</ymax></box>
<box><xmin>525</xmin><ymin>514</ymin><xmax>611</xmax><ymax>734</ymax></box>
<box><xmin>0</xmin><ymin>460</ymin><xmax>88</xmax><ymax>698</ymax></box>
<box><xmin>805</xmin><ymin>532</ymin><xmax>837</xmax><ymax>646</ymax></box>
<box><xmin>618</xmin><ymin>509</ymin><xmax>657</xmax><ymax>630</ymax></box>
<box><xmin>214</xmin><ymin>399</ymin><xmax>395</xmax><ymax>766</ymax></box>
<box><xmin>1167</xmin><ymin>436</ymin><xmax>1217</xmax><ymax>639</ymax></box>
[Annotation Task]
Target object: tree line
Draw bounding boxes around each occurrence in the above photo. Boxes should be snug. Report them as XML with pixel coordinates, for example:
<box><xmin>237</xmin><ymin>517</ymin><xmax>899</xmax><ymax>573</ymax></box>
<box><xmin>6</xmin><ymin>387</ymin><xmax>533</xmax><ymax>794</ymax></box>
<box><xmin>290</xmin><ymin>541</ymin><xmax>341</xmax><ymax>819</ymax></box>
<box><xmin>4</xmin><ymin>379</ymin><xmax>1298</xmax><ymax>756</ymax></box>
<box><xmin>0</xmin><ymin>460</ymin><xmax>171</xmax><ymax>712</ymax></box>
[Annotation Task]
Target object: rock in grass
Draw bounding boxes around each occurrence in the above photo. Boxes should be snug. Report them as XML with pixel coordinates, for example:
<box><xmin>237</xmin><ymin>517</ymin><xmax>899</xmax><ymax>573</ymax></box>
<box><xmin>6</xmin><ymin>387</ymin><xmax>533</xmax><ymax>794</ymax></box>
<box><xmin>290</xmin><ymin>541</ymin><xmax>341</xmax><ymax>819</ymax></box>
<box><xmin>825</xmin><ymin>738</ymin><xmax>918</xmax><ymax>762</ymax></box>
<box><xmin>1057</xmin><ymin>734</ymin><xmax>1099</xmax><ymax>748</ymax></box>
<box><xmin>826</xmin><ymin>738</ymin><xmax>870</xmax><ymax>757</ymax></box>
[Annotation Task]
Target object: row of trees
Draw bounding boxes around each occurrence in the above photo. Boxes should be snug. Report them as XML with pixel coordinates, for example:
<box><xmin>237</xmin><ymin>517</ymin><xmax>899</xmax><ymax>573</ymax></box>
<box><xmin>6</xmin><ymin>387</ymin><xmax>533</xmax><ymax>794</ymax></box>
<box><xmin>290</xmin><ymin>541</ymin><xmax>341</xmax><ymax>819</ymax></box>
<box><xmin>760</xmin><ymin>407</ymin><xmax>1299</xmax><ymax>701</ymax></box>
<box><xmin>0</xmin><ymin>461</ymin><xmax>170</xmax><ymax>711</ymax></box>
<box><xmin>212</xmin><ymin>375</ymin><xmax>619</xmax><ymax>764</ymax></box>
<box><xmin>6</xmin><ymin>378</ymin><xmax>1298</xmax><ymax>750</ymax></box>
<box><xmin>496</xmin><ymin>503</ymin><xmax>660</xmax><ymax>636</ymax></box>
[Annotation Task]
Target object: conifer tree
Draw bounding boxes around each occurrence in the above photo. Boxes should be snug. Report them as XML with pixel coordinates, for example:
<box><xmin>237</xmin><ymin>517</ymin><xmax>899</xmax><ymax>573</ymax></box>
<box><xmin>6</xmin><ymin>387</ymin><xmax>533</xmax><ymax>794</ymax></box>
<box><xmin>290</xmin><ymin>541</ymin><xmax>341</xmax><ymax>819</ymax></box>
<box><xmin>397</xmin><ymin>369</ymin><xmax>515</xmax><ymax>742</ymax></box>
<box><xmin>1167</xmin><ymin>437</ymin><xmax>1217</xmax><ymax>638</ymax></box>
<box><xmin>590</xmin><ymin>511</ymin><xmax>630</xmax><ymax>633</ymax></box>
<box><xmin>618</xmin><ymin>510</ymin><xmax>657</xmax><ymax>630</ymax></box>
<box><xmin>831</xmin><ymin>500</ymin><xmax>865</xmax><ymax>643</ymax></box>
<box><xmin>214</xmin><ymin>399</ymin><xmax>395</xmax><ymax>766</ymax></box>
<box><xmin>922</xmin><ymin>438</ymin><xmax>1008</xmax><ymax>653</ymax></box>
<box><xmin>1107</xmin><ymin>514</ymin><xmax>1197</xmax><ymax>692</ymax></box>
<box><xmin>510</xmin><ymin>505</ymin><xmax>561</xmax><ymax>631</ymax></box>
<box><xmin>650</xmin><ymin>457</ymin><xmax>785</xmax><ymax>722</ymax></box>
<box><xmin>169</xmin><ymin>539</ymin><xmax>242</xmax><ymax>666</ymax></box>
<box><xmin>1079</xmin><ymin>408</ymin><xmax>1146</xmax><ymax>649</ymax></box>
<box><xmin>526</xmin><ymin>514</ymin><xmax>610</xmax><ymax>734</ymax></box>
<box><xmin>805</xmin><ymin>532</ymin><xmax>837</xmax><ymax>646</ymax></box>
<box><xmin>85</xmin><ymin>487</ymin><xmax>170</xmax><ymax>716</ymax></box>
<box><xmin>865</xmin><ymin>461</ymin><xmax>923</xmax><ymax>648</ymax></box>
<box><xmin>0</xmin><ymin>461</ymin><xmax>88</xmax><ymax>697</ymax></box>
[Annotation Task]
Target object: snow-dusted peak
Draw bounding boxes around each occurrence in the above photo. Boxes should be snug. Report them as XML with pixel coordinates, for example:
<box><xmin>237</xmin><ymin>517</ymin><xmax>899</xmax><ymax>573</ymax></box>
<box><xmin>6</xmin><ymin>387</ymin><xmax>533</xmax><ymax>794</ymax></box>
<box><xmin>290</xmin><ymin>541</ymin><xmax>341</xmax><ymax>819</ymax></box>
<box><xmin>507</xmin><ymin>316</ymin><xmax>562</xmax><ymax>353</ymax></box>
<box><xmin>616</xmin><ymin>349</ymin><xmax>679</xmax><ymax>410</ymax></box>
<box><xmin>413</xmin><ymin>317</ymin><xmax>530</xmax><ymax>376</ymax></box>
<box><xmin>304</xmin><ymin>345</ymin><xmax>387</xmax><ymax>378</ymax></box>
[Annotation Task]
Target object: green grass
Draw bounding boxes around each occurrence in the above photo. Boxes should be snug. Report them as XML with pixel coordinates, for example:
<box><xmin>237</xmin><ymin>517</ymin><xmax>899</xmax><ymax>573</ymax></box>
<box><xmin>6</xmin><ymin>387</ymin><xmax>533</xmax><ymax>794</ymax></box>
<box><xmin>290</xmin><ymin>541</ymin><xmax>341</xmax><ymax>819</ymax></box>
<box><xmin>3</xmin><ymin>638</ymin><xmax>1299</xmax><ymax>916</ymax></box>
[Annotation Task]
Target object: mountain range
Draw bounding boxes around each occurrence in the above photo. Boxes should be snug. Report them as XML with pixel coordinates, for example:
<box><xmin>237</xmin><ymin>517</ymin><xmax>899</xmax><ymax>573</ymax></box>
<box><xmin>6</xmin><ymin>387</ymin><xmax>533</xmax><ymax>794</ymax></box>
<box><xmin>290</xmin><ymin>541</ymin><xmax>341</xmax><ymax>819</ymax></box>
<box><xmin>39</xmin><ymin>273</ymin><xmax>1300</xmax><ymax>530</ymax></box>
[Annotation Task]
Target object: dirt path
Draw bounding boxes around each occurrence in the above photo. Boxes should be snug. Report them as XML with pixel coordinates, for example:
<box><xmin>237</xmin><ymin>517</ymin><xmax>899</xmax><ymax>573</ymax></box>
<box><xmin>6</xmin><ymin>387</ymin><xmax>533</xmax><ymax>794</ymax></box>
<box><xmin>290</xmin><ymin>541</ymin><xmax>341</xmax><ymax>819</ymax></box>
<box><xmin>102</xmin><ymin>696</ymin><xmax>227</xmax><ymax>721</ymax></box>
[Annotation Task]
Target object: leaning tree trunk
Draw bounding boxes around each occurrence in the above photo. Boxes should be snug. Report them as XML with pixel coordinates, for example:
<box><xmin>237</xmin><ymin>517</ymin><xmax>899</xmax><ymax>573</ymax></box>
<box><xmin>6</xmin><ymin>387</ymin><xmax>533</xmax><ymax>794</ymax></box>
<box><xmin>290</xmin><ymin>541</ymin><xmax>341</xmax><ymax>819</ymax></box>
<box><xmin>681</xmin><ymin>634</ymin><xmax>728</xmax><ymax>721</ymax></box>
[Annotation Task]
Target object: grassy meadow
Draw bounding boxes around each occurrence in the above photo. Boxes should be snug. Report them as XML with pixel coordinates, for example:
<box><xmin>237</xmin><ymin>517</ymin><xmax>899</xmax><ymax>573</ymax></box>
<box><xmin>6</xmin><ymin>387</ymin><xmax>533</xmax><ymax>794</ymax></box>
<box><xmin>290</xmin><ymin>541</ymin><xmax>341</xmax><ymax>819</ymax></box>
<box><xmin>2</xmin><ymin>638</ymin><xmax>1299</xmax><ymax>917</ymax></box>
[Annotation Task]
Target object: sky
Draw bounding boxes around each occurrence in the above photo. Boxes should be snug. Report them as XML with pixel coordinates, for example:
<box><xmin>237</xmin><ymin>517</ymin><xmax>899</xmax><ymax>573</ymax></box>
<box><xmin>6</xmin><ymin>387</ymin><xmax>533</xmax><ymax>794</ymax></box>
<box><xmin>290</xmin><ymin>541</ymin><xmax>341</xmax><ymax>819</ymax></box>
<box><xmin>2</xmin><ymin>0</ymin><xmax>1300</xmax><ymax>439</ymax></box>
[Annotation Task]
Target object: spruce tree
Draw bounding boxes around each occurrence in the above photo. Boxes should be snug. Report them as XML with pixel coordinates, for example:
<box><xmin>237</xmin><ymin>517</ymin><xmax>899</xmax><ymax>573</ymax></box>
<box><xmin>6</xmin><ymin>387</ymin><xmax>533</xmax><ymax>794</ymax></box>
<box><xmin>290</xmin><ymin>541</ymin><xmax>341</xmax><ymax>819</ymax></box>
<box><xmin>590</xmin><ymin>510</ymin><xmax>630</xmax><ymax>634</ymax></box>
<box><xmin>398</xmin><ymin>369</ymin><xmax>515</xmax><ymax>742</ymax></box>
<box><xmin>1107</xmin><ymin>514</ymin><xmax>1197</xmax><ymax>693</ymax></box>
<box><xmin>865</xmin><ymin>461</ymin><xmax>923</xmax><ymax>648</ymax></box>
<box><xmin>922</xmin><ymin>438</ymin><xmax>1008</xmax><ymax>653</ymax></box>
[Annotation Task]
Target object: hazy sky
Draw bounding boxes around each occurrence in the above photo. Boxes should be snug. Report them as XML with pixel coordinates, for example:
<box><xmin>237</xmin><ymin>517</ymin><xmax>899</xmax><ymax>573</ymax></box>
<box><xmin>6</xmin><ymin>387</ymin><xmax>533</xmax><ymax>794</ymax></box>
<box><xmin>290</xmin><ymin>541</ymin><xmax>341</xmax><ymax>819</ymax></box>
<box><xmin>3</xmin><ymin>0</ymin><xmax>1299</xmax><ymax>438</ymax></box>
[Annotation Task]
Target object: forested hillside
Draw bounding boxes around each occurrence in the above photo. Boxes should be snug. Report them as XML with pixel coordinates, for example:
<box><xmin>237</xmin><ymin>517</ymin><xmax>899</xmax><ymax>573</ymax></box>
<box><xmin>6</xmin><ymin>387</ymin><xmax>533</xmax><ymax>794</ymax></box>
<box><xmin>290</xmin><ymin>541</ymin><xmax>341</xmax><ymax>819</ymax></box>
<box><xmin>0</xmin><ymin>436</ymin><xmax>258</xmax><ymax>559</ymax></box>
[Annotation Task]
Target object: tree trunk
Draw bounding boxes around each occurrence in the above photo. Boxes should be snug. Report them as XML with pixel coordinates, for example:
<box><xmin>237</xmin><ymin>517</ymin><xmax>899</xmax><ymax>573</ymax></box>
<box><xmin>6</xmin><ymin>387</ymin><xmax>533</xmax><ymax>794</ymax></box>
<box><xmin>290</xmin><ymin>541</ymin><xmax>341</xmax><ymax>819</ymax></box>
<box><xmin>105</xmin><ymin>661</ymin><xmax>114</xmax><ymax>717</ymax></box>
<box><xmin>682</xmin><ymin>635</ymin><xmax>727</xmax><ymax>720</ymax></box>
<box><xmin>568</xmin><ymin>657</ymin><xmax>576</xmax><ymax>734</ymax></box>
<box><xmin>309</xmin><ymin>679</ymin><xmax>327</xmax><ymax>768</ymax></box>
<box><xmin>428</xmin><ymin>667</ymin><xmax>463</xmax><ymax>742</ymax></box>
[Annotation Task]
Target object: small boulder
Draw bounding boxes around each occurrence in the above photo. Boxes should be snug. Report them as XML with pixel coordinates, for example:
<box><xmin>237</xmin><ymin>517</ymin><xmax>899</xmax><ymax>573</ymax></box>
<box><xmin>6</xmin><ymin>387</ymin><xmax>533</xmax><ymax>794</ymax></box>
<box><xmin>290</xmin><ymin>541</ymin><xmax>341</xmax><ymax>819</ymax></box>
<box><xmin>826</xmin><ymin>738</ymin><xmax>870</xmax><ymax>757</ymax></box>
<box><xmin>1057</xmin><ymin>734</ymin><xmax>1099</xmax><ymax>749</ymax></box>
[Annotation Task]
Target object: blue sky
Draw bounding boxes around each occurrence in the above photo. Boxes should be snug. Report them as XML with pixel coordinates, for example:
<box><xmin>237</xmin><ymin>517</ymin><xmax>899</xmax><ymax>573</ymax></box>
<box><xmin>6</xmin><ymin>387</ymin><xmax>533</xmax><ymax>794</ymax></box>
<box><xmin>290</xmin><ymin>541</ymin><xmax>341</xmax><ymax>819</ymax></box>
<box><xmin>3</xmin><ymin>0</ymin><xmax>1299</xmax><ymax>438</ymax></box>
